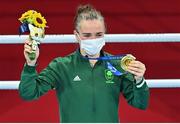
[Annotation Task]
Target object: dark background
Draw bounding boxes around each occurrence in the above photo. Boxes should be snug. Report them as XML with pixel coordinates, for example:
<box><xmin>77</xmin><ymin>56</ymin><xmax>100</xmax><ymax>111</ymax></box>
<box><xmin>0</xmin><ymin>0</ymin><xmax>180</xmax><ymax>122</ymax></box>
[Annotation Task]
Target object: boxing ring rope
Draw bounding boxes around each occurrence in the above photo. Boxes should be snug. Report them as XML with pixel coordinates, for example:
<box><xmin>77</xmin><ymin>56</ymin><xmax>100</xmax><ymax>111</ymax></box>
<box><xmin>0</xmin><ymin>33</ymin><xmax>180</xmax><ymax>89</ymax></box>
<box><xmin>1</xmin><ymin>33</ymin><xmax>180</xmax><ymax>43</ymax></box>
<box><xmin>0</xmin><ymin>79</ymin><xmax>180</xmax><ymax>89</ymax></box>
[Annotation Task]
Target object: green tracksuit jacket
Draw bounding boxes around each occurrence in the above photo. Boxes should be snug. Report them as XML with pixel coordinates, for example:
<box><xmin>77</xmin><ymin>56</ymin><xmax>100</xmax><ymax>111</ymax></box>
<box><xmin>19</xmin><ymin>50</ymin><xmax>149</xmax><ymax>123</ymax></box>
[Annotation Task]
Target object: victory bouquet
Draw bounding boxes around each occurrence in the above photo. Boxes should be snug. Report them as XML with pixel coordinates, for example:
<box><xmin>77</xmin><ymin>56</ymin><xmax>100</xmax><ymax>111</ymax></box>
<box><xmin>19</xmin><ymin>10</ymin><xmax>47</xmax><ymax>60</ymax></box>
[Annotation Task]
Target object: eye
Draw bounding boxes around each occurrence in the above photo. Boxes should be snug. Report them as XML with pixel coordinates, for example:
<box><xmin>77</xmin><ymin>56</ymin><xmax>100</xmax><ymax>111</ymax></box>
<box><xmin>96</xmin><ymin>34</ymin><xmax>102</xmax><ymax>37</ymax></box>
<box><xmin>82</xmin><ymin>33</ymin><xmax>91</xmax><ymax>38</ymax></box>
<box><xmin>96</xmin><ymin>33</ymin><xmax>103</xmax><ymax>37</ymax></box>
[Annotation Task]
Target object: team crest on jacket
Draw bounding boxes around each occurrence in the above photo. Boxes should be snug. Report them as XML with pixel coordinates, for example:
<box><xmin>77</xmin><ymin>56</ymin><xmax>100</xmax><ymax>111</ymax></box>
<box><xmin>105</xmin><ymin>69</ymin><xmax>114</xmax><ymax>83</ymax></box>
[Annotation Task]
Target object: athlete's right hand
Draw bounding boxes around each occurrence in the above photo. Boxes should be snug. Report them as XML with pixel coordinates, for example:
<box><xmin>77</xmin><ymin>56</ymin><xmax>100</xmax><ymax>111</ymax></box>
<box><xmin>24</xmin><ymin>40</ymin><xmax>39</xmax><ymax>66</ymax></box>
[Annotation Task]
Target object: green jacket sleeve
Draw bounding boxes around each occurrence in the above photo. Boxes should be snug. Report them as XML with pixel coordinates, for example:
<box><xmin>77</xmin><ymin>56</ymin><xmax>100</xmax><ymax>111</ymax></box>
<box><xmin>19</xmin><ymin>59</ymin><xmax>59</xmax><ymax>101</ymax></box>
<box><xmin>120</xmin><ymin>73</ymin><xmax>150</xmax><ymax>110</ymax></box>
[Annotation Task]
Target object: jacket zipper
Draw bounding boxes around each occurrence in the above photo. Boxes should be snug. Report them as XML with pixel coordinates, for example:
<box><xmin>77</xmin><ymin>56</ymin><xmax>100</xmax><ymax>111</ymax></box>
<box><xmin>92</xmin><ymin>67</ymin><xmax>96</xmax><ymax>121</ymax></box>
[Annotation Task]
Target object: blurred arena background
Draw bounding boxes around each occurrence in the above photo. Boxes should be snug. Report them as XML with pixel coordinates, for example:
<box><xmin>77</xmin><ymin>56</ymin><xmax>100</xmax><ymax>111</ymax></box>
<box><xmin>0</xmin><ymin>0</ymin><xmax>180</xmax><ymax>122</ymax></box>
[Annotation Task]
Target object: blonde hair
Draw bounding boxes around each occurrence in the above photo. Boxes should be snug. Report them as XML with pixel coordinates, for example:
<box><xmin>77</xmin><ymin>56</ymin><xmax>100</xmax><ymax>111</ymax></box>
<box><xmin>74</xmin><ymin>4</ymin><xmax>105</xmax><ymax>31</ymax></box>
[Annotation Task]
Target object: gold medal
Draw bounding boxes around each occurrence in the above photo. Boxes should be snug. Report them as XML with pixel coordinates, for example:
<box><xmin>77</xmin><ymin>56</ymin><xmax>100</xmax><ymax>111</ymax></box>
<box><xmin>120</xmin><ymin>54</ymin><xmax>136</xmax><ymax>71</ymax></box>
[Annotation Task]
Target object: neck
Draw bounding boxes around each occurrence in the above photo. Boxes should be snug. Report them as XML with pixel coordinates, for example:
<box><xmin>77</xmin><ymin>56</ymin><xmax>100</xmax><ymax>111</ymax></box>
<box><xmin>80</xmin><ymin>49</ymin><xmax>100</xmax><ymax>67</ymax></box>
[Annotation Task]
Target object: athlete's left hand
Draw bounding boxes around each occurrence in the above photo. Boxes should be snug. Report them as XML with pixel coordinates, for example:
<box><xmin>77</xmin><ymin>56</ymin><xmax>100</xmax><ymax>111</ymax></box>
<box><xmin>126</xmin><ymin>60</ymin><xmax>146</xmax><ymax>81</ymax></box>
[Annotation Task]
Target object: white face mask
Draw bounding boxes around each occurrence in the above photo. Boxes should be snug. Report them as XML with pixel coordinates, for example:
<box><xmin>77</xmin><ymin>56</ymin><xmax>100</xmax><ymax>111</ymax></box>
<box><xmin>79</xmin><ymin>37</ymin><xmax>106</xmax><ymax>56</ymax></box>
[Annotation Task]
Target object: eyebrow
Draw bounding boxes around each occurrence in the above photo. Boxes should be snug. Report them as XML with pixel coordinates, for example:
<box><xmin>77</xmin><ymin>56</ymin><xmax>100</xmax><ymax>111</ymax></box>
<box><xmin>96</xmin><ymin>32</ymin><xmax>104</xmax><ymax>35</ymax></box>
<box><xmin>82</xmin><ymin>33</ymin><xmax>91</xmax><ymax>35</ymax></box>
<box><xmin>82</xmin><ymin>32</ymin><xmax>104</xmax><ymax>35</ymax></box>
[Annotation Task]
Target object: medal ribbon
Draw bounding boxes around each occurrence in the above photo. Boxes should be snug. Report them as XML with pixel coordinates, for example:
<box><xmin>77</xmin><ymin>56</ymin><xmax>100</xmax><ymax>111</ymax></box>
<box><xmin>83</xmin><ymin>55</ymin><xmax>127</xmax><ymax>76</ymax></box>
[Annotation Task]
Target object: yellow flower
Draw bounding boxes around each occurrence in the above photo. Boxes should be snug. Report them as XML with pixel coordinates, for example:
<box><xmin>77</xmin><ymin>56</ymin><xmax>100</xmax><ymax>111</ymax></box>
<box><xmin>32</xmin><ymin>12</ymin><xmax>47</xmax><ymax>29</ymax></box>
<box><xmin>19</xmin><ymin>10</ymin><xmax>47</xmax><ymax>28</ymax></box>
<box><xmin>18</xmin><ymin>10</ymin><xmax>37</xmax><ymax>23</ymax></box>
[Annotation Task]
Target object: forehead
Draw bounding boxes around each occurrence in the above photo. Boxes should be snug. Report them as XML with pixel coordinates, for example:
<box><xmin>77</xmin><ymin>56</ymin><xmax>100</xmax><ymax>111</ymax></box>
<box><xmin>79</xmin><ymin>19</ymin><xmax>105</xmax><ymax>33</ymax></box>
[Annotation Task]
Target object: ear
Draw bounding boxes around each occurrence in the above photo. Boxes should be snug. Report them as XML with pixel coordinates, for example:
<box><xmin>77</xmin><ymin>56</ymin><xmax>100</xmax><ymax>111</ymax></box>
<box><xmin>74</xmin><ymin>30</ymin><xmax>80</xmax><ymax>43</ymax></box>
<box><xmin>73</xmin><ymin>30</ymin><xmax>77</xmax><ymax>35</ymax></box>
